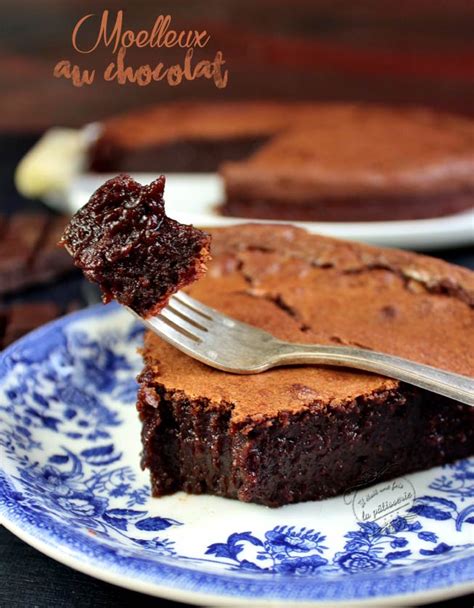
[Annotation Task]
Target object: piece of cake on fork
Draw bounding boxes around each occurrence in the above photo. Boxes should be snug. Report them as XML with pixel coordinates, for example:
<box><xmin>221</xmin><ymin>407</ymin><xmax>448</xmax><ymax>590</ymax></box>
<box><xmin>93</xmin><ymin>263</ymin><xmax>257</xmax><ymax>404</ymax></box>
<box><xmin>59</xmin><ymin>174</ymin><xmax>211</xmax><ymax>317</ymax></box>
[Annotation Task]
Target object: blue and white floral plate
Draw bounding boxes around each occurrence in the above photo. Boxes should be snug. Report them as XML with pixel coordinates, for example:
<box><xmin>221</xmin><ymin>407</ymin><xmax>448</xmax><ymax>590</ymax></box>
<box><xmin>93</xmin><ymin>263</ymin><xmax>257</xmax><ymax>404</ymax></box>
<box><xmin>0</xmin><ymin>304</ymin><xmax>473</xmax><ymax>606</ymax></box>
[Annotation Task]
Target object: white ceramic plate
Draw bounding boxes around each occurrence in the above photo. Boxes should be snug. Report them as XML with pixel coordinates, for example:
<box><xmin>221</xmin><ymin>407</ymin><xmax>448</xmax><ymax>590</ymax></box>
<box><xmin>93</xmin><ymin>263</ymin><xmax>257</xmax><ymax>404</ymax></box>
<box><xmin>44</xmin><ymin>173</ymin><xmax>474</xmax><ymax>252</ymax></box>
<box><xmin>1</xmin><ymin>304</ymin><xmax>473</xmax><ymax>606</ymax></box>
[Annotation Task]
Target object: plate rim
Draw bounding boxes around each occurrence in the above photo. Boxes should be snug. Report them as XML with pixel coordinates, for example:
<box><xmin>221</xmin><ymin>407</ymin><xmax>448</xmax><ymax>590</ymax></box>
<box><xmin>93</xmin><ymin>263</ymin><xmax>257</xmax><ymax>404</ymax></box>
<box><xmin>1</xmin><ymin>514</ymin><xmax>474</xmax><ymax>607</ymax></box>
<box><xmin>0</xmin><ymin>304</ymin><xmax>473</xmax><ymax>606</ymax></box>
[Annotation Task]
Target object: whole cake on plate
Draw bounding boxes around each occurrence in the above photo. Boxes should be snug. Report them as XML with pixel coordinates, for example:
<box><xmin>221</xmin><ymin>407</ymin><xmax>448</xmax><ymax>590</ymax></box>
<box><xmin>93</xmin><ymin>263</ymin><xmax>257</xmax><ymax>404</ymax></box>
<box><xmin>88</xmin><ymin>101</ymin><xmax>474</xmax><ymax>221</ymax></box>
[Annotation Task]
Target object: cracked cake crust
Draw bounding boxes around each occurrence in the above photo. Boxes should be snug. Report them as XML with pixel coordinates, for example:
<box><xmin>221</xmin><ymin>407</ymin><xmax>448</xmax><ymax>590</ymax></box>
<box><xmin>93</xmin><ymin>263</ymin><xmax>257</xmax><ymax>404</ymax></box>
<box><xmin>138</xmin><ymin>224</ymin><xmax>474</xmax><ymax>506</ymax></box>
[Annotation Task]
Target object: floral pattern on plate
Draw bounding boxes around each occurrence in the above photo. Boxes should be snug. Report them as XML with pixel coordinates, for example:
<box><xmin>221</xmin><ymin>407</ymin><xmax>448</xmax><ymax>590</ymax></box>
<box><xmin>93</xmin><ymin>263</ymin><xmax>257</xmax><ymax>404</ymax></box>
<box><xmin>0</xmin><ymin>304</ymin><xmax>473</xmax><ymax>604</ymax></box>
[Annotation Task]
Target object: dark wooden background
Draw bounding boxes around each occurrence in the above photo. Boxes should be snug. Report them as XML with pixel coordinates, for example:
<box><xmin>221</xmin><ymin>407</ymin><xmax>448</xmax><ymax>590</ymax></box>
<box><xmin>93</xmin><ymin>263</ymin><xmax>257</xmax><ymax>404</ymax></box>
<box><xmin>2</xmin><ymin>0</ymin><xmax>474</xmax><ymax>130</ymax></box>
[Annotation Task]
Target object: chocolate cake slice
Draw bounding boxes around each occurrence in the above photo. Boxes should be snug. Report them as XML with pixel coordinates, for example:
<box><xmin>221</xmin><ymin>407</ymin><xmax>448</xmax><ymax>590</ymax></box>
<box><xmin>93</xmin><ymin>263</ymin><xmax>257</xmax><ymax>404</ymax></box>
<box><xmin>59</xmin><ymin>174</ymin><xmax>210</xmax><ymax>317</ymax></box>
<box><xmin>221</xmin><ymin>105</ymin><xmax>474</xmax><ymax>221</ymax></box>
<box><xmin>137</xmin><ymin>224</ymin><xmax>474</xmax><ymax>507</ymax></box>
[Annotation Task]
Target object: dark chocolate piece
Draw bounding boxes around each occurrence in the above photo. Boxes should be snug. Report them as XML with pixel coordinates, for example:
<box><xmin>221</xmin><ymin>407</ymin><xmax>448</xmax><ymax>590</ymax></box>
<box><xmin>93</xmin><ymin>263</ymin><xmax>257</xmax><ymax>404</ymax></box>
<box><xmin>0</xmin><ymin>214</ymin><xmax>49</xmax><ymax>293</ymax></box>
<box><xmin>0</xmin><ymin>214</ymin><xmax>74</xmax><ymax>296</ymax></box>
<box><xmin>31</xmin><ymin>216</ymin><xmax>76</xmax><ymax>283</ymax></box>
<box><xmin>0</xmin><ymin>302</ymin><xmax>61</xmax><ymax>349</ymax></box>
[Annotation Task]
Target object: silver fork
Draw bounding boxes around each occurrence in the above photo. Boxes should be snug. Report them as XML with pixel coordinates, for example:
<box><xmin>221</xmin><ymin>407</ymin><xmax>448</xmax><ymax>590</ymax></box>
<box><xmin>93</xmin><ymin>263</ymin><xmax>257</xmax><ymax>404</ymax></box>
<box><xmin>128</xmin><ymin>292</ymin><xmax>474</xmax><ymax>406</ymax></box>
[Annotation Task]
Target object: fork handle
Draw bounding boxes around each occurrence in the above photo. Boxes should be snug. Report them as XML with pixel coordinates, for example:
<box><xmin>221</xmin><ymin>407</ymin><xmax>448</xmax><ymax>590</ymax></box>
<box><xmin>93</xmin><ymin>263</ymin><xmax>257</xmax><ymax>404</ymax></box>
<box><xmin>276</xmin><ymin>343</ymin><xmax>474</xmax><ymax>406</ymax></box>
